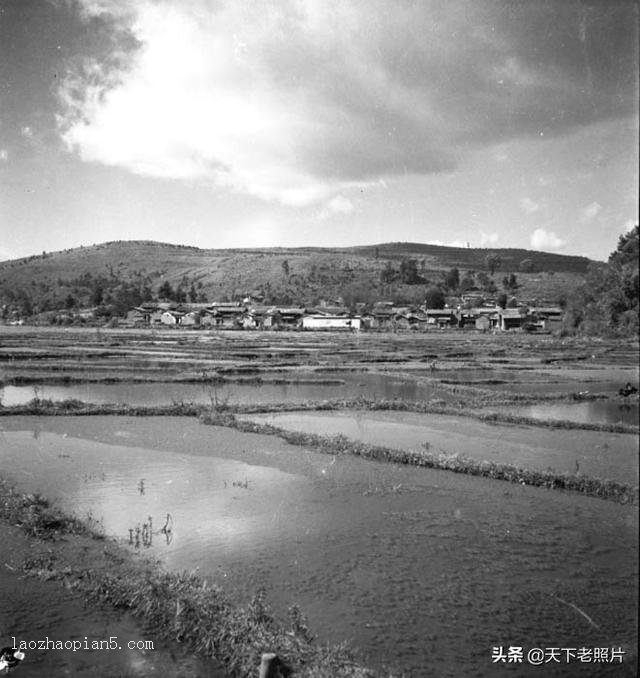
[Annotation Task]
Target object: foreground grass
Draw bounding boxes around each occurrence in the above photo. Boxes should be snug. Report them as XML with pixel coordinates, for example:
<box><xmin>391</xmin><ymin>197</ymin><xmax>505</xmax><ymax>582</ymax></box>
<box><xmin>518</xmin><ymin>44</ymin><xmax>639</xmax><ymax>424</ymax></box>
<box><xmin>0</xmin><ymin>476</ymin><xmax>373</xmax><ymax>678</ymax></box>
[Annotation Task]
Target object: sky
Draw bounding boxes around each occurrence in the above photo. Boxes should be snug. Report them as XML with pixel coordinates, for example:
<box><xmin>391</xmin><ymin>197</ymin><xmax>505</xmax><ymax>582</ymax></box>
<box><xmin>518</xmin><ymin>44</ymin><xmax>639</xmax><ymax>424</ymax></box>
<box><xmin>0</xmin><ymin>0</ymin><xmax>638</xmax><ymax>261</ymax></box>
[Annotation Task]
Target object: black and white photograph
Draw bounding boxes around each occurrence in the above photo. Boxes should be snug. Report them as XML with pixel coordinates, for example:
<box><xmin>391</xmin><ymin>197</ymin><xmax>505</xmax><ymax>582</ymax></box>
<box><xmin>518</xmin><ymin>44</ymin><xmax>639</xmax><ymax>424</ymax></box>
<box><xmin>0</xmin><ymin>1</ymin><xmax>638</xmax><ymax>676</ymax></box>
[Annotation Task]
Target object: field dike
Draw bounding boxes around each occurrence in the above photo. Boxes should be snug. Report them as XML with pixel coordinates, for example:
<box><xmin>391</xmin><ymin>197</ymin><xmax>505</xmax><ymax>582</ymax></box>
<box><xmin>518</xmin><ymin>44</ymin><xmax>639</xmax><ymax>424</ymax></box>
<box><xmin>0</xmin><ymin>476</ymin><xmax>375</xmax><ymax>678</ymax></box>
<box><xmin>0</xmin><ymin>398</ymin><xmax>636</xmax><ymax>506</ymax></box>
<box><xmin>199</xmin><ymin>411</ymin><xmax>638</xmax><ymax>506</ymax></box>
<box><xmin>1</xmin><ymin>395</ymin><xmax>637</xmax><ymax>434</ymax></box>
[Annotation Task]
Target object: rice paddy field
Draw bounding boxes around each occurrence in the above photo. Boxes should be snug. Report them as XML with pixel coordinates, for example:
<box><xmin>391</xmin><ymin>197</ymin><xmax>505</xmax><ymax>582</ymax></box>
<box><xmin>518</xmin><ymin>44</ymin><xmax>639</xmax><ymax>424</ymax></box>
<box><xmin>0</xmin><ymin>326</ymin><xmax>638</xmax><ymax>677</ymax></box>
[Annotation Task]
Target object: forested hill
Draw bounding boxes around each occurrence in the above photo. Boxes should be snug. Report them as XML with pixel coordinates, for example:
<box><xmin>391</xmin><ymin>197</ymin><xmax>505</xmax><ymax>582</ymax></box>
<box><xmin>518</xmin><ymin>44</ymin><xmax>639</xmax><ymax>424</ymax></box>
<box><xmin>0</xmin><ymin>240</ymin><xmax>594</xmax><ymax>316</ymax></box>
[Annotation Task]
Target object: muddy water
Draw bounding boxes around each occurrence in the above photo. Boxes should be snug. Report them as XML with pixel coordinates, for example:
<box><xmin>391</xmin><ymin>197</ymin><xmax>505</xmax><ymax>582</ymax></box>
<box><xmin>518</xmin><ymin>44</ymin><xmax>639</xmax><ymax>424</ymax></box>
<box><xmin>240</xmin><ymin>411</ymin><xmax>639</xmax><ymax>483</ymax></box>
<box><xmin>0</xmin><ymin>416</ymin><xmax>637</xmax><ymax>677</ymax></box>
<box><xmin>496</xmin><ymin>401</ymin><xmax>639</xmax><ymax>426</ymax></box>
<box><xmin>0</xmin><ymin>372</ymin><xmax>447</xmax><ymax>407</ymax></box>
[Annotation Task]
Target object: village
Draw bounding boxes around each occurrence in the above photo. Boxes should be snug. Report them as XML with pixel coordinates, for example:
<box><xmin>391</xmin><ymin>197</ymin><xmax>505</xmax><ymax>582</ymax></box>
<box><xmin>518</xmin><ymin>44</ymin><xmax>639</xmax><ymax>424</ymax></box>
<box><xmin>120</xmin><ymin>296</ymin><xmax>564</xmax><ymax>332</ymax></box>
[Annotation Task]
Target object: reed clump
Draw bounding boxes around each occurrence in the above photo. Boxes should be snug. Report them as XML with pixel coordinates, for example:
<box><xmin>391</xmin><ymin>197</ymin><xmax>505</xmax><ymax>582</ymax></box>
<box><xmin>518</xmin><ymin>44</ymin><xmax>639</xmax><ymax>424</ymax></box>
<box><xmin>0</xmin><ymin>477</ymin><xmax>96</xmax><ymax>539</ymax></box>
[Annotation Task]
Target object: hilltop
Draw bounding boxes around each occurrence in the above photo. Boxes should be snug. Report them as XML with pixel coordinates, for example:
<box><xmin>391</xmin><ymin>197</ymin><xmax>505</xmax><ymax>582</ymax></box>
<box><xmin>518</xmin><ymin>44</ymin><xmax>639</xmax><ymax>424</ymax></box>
<box><xmin>0</xmin><ymin>240</ymin><xmax>594</xmax><ymax>317</ymax></box>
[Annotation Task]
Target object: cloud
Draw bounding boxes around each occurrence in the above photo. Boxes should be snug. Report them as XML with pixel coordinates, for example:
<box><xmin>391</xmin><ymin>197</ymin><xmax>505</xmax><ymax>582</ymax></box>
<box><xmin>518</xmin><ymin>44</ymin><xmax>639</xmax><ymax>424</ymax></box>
<box><xmin>480</xmin><ymin>231</ymin><xmax>499</xmax><ymax>246</ymax></box>
<box><xmin>580</xmin><ymin>201</ymin><xmax>602</xmax><ymax>222</ymax></box>
<box><xmin>520</xmin><ymin>197</ymin><xmax>540</xmax><ymax>215</ymax></box>
<box><xmin>530</xmin><ymin>228</ymin><xmax>565</xmax><ymax>251</ymax></box>
<box><xmin>428</xmin><ymin>239</ymin><xmax>468</xmax><ymax>248</ymax></box>
<box><xmin>618</xmin><ymin>219</ymin><xmax>636</xmax><ymax>236</ymax></box>
<box><xmin>0</xmin><ymin>149</ymin><xmax>8</xmax><ymax>161</ymax></box>
<box><xmin>58</xmin><ymin>0</ymin><xmax>638</xmax><ymax>205</ymax></box>
<box><xmin>317</xmin><ymin>195</ymin><xmax>355</xmax><ymax>220</ymax></box>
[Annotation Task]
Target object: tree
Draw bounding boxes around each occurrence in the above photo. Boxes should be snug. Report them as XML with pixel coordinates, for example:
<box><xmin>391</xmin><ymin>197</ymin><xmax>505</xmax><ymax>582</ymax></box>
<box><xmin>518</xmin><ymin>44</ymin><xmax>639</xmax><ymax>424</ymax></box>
<box><xmin>399</xmin><ymin>258</ymin><xmax>420</xmax><ymax>284</ymax></box>
<box><xmin>91</xmin><ymin>285</ymin><xmax>104</xmax><ymax>306</ymax></box>
<box><xmin>445</xmin><ymin>267</ymin><xmax>460</xmax><ymax>290</ymax></box>
<box><xmin>425</xmin><ymin>286</ymin><xmax>445</xmax><ymax>309</ymax></box>
<box><xmin>502</xmin><ymin>273</ymin><xmax>518</xmax><ymax>290</ymax></box>
<box><xmin>65</xmin><ymin>294</ymin><xmax>76</xmax><ymax>309</ymax></box>
<box><xmin>497</xmin><ymin>293</ymin><xmax>508</xmax><ymax>309</ymax></box>
<box><xmin>281</xmin><ymin>259</ymin><xmax>290</xmax><ymax>277</ymax></box>
<box><xmin>158</xmin><ymin>281</ymin><xmax>173</xmax><ymax>300</ymax></box>
<box><xmin>459</xmin><ymin>273</ymin><xmax>476</xmax><ymax>293</ymax></box>
<box><xmin>485</xmin><ymin>253</ymin><xmax>502</xmax><ymax>276</ymax></box>
<box><xmin>564</xmin><ymin>225</ymin><xmax>639</xmax><ymax>335</ymax></box>
<box><xmin>609</xmin><ymin>224</ymin><xmax>639</xmax><ymax>267</ymax></box>
<box><xmin>506</xmin><ymin>296</ymin><xmax>519</xmax><ymax>308</ymax></box>
<box><xmin>380</xmin><ymin>261</ymin><xmax>397</xmax><ymax>284</ymax></box>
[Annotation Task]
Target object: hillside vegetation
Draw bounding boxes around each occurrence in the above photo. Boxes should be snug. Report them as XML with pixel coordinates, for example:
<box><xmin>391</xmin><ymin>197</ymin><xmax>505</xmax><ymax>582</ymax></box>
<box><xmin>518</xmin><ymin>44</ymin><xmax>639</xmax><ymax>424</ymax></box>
<box><xmin>0</xmin><ymin>240</ymin><xmax>592</xmax><ymax>318</ymax></box>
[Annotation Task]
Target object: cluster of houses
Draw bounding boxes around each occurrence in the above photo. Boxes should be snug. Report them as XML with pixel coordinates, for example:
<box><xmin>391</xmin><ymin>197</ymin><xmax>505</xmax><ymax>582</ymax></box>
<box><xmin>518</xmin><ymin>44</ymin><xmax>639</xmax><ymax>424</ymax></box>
<box><xmin>125</xmin><ymin>300</ymin><xmax>564</xmax><ymax>332</ymax></box>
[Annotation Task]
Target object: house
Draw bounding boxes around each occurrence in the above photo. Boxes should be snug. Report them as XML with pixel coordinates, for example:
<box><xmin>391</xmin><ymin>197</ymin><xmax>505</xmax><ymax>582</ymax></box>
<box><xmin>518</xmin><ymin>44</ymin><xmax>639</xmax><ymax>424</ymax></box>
<box><xmin>240</xmin><ymin>306</ymin><xmax>274</xmax><ymax>329</ymax></box>
<box><xmin>127</xmin><ymin>304</ymin><xmax>162</xmax><ymax>325</ymax></box>
<box><xmin>369</xmin><ymin>307</ymin><xmax>396</xmax><ymax>330</ymax></box>
<box><xmin>405</xmin><ymin>311</ymin><xmax>429</xmax><ymax>330</ymax></box>
<box><xmin>475</xmin><ymin>315</ymin><xmax>491</xmax><ymax>331</ymax></box>
<box><xmin>302</xmin><ymin>315</ymin><xmax>361</xmax><ymax>331</ymax></box>
<box><xmin>392</xmin><ymin>309</ymin><xmax>428</xmax><ymax>330</ymax></box>
<box><xmin>180</xmin><ymin>311</ymin><xmax>201</xmax><ymax>327</ymax></box>
<box><xmin>498</xmin><ymin>308</ymin><xmax>526</xmax><ymax>330</ymax></box>
<box><xmin>76</xmin><ymin>307</ymin><xmax>97</xmax><ymax>321</ymax></box>
<box><xmin>311</xmin><ymin>305</ymin><xmax>349</xmax><ymax>317</ymax></box>
<box><xmin>203</xmin><ymin>303</ymin><xmax>246</xmax><ymax>329</ymax></box>
<box><xmin>160</xmin><ymin>310</ymin><xmax>183</xmax><ymax>325</ymax></box>
<box><xmin>456</xmin><ymin>307</ymin><xmax>499</xmax><ymax>329</ymax></box>
<box><xmin>274</xmin><ymin>307</ymin><xmax>305</xmax><ymax>329</ymax></box>
<box><xmin>424</xmin><ymin>309</ymin><xmax>456</xmax><ymax>328</ymax></box>
<box><xmin>529</xmin><ymin>306</ymin><xmax>563</xmax><ymax>331</ymax></box>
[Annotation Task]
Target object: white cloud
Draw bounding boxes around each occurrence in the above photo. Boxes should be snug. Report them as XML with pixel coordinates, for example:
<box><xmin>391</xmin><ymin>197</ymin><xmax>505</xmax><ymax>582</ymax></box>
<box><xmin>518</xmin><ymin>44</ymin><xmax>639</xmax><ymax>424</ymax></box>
<box><xmin>618</xmin><ymin>219</ymin><xmax>636</xmax><ymax>236</ymax></box>
<box><xmin>520</xmin><ymin>197</ymin><xmax>540</xmax><ymax>215</ymax></box>
<box><xmin>530</xmin><ymin>228</ymin><xmax>565</xmax><ymax>251</ymax></box>
<box><xmin>0</xmin><ymin>149</ymin><xmax>8</xmax><ymax>161</ymax></box>
<box><xmin>317</xmin><ymin>195</ymin><xmax>355</xmax><ymax>220</ymax></box>
<box><xmin>428</xmin><ymin>239</ymin><xmax>468</xmax><ymax>248</ymax></box>
<box><xmin>480</xmin><ymin>231</ymin><xmax>499</xmax><ymax>246</ymax></box>
<box><xmin>58</xmin><ymin>0</ymin><xmax>637</xmax><ymax>206</ymax></box>
<box><xmin>580</xmin><ymin>201</ymin><xmax>602</xmax><ymax>222</ymax></box>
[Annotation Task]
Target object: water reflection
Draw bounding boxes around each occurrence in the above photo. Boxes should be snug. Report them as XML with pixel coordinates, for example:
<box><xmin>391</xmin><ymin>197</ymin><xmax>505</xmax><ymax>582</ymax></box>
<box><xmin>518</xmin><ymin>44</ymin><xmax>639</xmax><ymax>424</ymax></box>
<box><xmin>0</xmin><ymin>417</ymin><xmax>636</xmax><ymax>677</ymax></box>
<box><xmin>0</xmin><ymin>372</ymin><xmax>443</xmax><ymax>406</ymax></box>
<box><xmin>498</xmin><ymin>400</ymin><xmax>639</xmax><ymax>426</ymax></box>
<box><xmin>243</xmin><ymin>410</ymin><xmax>638</xmax><ymax>483</ymax></box>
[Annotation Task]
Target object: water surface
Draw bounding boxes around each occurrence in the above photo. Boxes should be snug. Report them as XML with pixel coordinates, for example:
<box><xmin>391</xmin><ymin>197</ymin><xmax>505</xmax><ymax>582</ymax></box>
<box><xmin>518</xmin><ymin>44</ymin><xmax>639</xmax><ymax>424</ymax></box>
<box><xmin>240</xmin><ymin>410</ymin><xmax>639</xmax><ymax>483</ymax></box>
<box><xmin>495</xmin><ymin>401</ymin><xmax>639</xmax><ymax>426</ymax></box>
<box><xmin>0</xmin><ymin>416</ymin><xmax>636</xmax><ymax>677</ymax></box>
<box><xmin>0</xmin><ymin>372</ymin><xmax>446</xmax><ymax>407</ymax></box>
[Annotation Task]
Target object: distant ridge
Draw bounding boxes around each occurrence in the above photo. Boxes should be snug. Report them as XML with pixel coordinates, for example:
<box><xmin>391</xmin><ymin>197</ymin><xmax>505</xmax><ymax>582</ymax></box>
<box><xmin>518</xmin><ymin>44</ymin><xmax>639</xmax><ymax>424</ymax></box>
<box><xmin>0</xmin><ymin>239</ymin><xmax>593</xmax><ymax>313</ymax></box>
<box><xmin>5</xmin><ymin>239</ymin><xmax>593</xmax><ymax>273</ymax></box>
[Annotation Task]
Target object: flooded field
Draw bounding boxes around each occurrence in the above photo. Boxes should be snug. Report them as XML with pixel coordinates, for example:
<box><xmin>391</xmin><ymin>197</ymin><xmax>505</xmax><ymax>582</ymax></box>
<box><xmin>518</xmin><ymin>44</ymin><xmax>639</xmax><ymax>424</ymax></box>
<box><xmin>239</xmin><ymin>410</ymin><xmax>639</xmax><ymax>483</ymax></box>
<box><xmin>0</xmin><ymin>416</ymin><xmax>637</xmax><ymax>677</ymax></box>
<box><xmin>494</xmin><ymin>401</ymin><xmax>639</xmax><ymax>426</ymax></box>
<box><xmin>1</xmin><ymin>327</ymin><xmax>638</xmax><ymax>675</ymax></box>
<box><xmin>0</xmin><ymin>372</ymin><xmax>448</xmax><ymax>407</ymax></box>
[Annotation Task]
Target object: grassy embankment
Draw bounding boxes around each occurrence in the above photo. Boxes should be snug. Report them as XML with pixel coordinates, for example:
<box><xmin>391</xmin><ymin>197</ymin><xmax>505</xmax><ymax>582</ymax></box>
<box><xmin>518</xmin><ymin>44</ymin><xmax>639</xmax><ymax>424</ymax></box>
<box><xmin>1</xmin><ymin>397</ymin><xmax>637</xmax><ymax>504</ymax></box>
<box><xmin>0</xmin><ymin>476</ymin><xmax>374</xmax><ymax>678</ymax></box>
